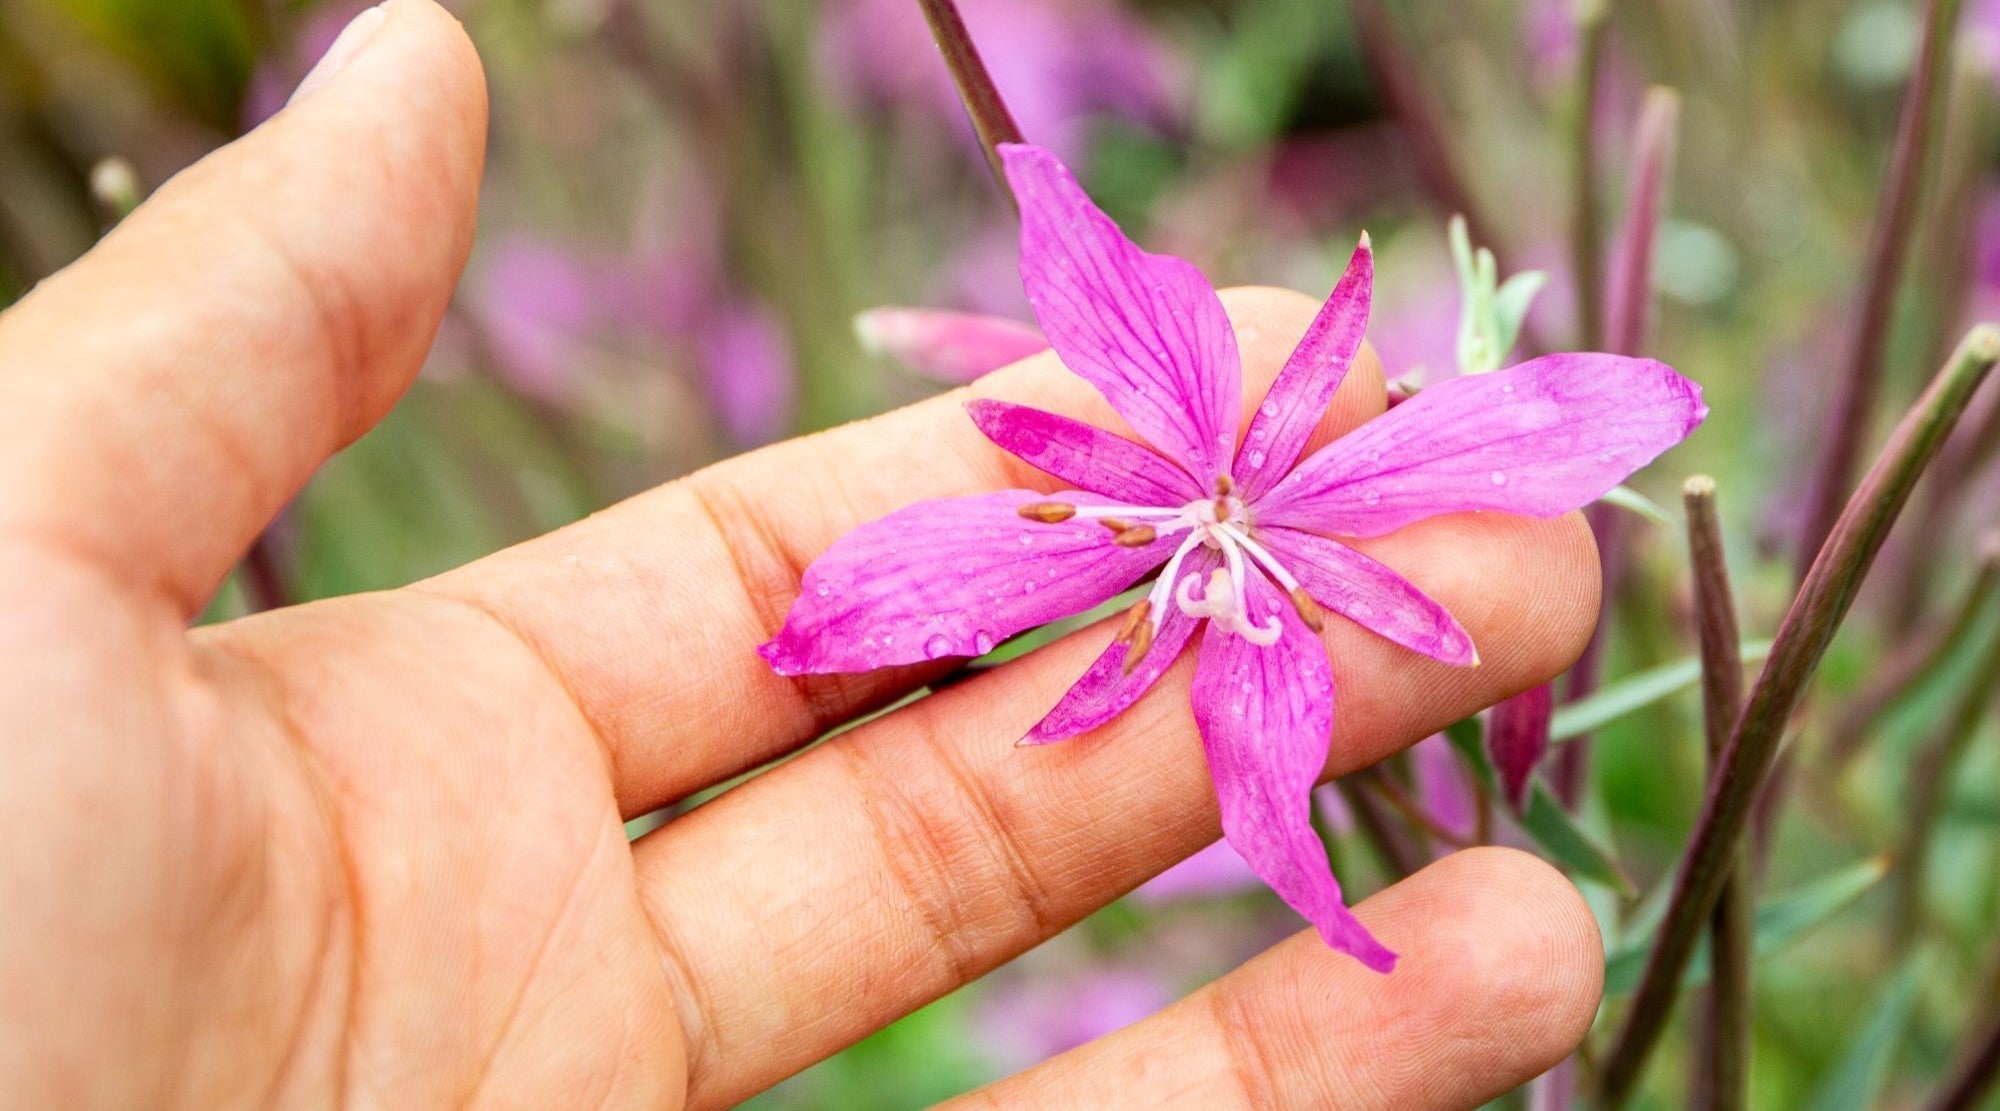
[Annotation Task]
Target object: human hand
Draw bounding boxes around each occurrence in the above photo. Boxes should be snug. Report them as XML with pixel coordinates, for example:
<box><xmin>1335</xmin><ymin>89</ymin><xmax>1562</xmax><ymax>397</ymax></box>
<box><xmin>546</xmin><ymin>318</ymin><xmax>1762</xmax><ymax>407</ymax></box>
<box><xmin>0</xmin><ymin>2</ymin><xmax>1605</xmax><ymax>1107</ymax></box>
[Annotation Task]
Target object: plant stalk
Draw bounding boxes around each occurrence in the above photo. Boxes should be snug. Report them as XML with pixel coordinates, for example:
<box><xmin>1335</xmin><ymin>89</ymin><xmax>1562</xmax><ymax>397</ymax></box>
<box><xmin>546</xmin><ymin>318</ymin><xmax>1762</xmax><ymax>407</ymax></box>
<box><xmin>1683</xmin><ymin>477</ymin><xmax>1752</xmax><ymax>1111</ymax></box>
<box><xmin>1595</xmin><ymin>325</ymin><xmax>2000</xmax><ymax>1110</ymax></box>
<box><xmin>915</xmin><ymin>0</ymin><xmax>1025</xmax><ymax>202</ymax></box>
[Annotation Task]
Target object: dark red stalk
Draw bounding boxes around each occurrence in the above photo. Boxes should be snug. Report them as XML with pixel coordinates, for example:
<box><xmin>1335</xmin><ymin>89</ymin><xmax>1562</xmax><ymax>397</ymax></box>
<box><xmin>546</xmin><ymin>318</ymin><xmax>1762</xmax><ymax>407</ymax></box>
<box><xmin>1569</xmin><ymin>1</ymin><xmax>1611</xmax><ymax>351</ymax></box>
<box><xmin>1683</xmin><ymin>477</ymin><xmax>1752</xmax><ymax>1111</ymax></box>
<box><xmin>1335</xmin><ymin>776</ymin><xmax>1426</xmax><ymax>880</ymax></box>
<box><xmin>1924</xmin><ymin>996</ymin><xmax>2000</xmax><ymax>1111</ymax></box>
<box><xmin>1342</xmin><ymin>0</ymin><xmax>1506</xmax><ymax>262</ymax></box>
<box><xmin>1556</xmin><ymin>87</ymin><xmax>1682</xmax><ymax>806</ymax></box>
<box><xmin>1595</xmin><ymin>326</ymin><xmax>2000</xmax><ymax>1110</ymax></box>
<box><xmin>915</xmin><ymin>0</ymin><xmax>1025</xmax><ymax>202</ymax></box>
<box><xmin>1792</xmin><ymin>0</ymin><xmax>1966</xmax><ymax>583</ymax></box>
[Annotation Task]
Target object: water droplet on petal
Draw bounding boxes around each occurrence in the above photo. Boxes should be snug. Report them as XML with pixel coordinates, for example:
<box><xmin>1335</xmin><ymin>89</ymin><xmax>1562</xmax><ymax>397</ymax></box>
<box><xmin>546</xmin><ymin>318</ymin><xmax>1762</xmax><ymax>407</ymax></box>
<box><xmin>1247</xmin><ymin>449</ymin><xmax>1267</xmax><ymax>468</ymax></box>
<box><xmin>1019</xmin><ymin>531</ymin><xmax>1033</xmax><ymax>546</ymax></box>
<box><xmin>1500</xmin><ymin>383</ymin><xmax>1515</xmax><ymax>395</ymax></box>
<box><xmin>1023</xmin><ymin>579</ymin><xmax>1037</xmax><ymax>593</ymax></box>
<box><xmin>924</xmin><ymin>633</ymin><xmax>952</xmax><ymax>659</ymax></box>
<box><xmin>816</xmin><ymin>584</ymin><xmax>831</xmax><ymax>597</ymax></box>
<box><xmin>1490</xmin><ymin>471</ymin><xmax>1508</xmax><ymax>486</ymax></box>
<box><xmin>882</xmin><ymin>633</ymin><xmax>894</xmax><ymax>646</ymax></box>
<box><xmin>1362</xmin><ymin>490</ymin><xmax>1381</xmax><ymax>506</ymax></box>
<box><xmin>974</xmin><ymin>631</ymin><xmax>997</xmax><ymax>654</ymax></box>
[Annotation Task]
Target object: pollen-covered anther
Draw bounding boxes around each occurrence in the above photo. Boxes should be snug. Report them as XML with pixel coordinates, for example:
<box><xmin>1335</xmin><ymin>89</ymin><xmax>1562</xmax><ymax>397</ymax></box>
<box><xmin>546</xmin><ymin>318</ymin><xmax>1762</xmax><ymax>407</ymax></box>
<box><xmin>1098</xmin><ymin>517</ymin><xmax>1132</xmax><ymax>533</ymax></box>
<box><xmin>1016</xmin><ymin>501</ymin><xmax>1077</xmax><ymax>523</ymax></box>
<box><xmin>1288</xmin><ymin>586</ymin><xmax>1326</xmax><ymax>632</ymax></box>
<box><xmin>1113</xmin><ymin>525</ymin><xmax>1158</xmax><ymax>547</ymax></box>
<box><xmin>1214</xmin><ymin>475</ymin><xmax>1234</xmax><ymax>497</ymax></box>
<box><xmin>1121</xmin><ymin>614</ymin><xmax>1156</xmax><ymax>675</ymax></box>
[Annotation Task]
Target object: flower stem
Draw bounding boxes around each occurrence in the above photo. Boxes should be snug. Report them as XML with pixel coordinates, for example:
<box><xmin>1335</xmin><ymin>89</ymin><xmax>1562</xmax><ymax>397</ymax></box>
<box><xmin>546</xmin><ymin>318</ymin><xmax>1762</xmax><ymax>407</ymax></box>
<box><xmin>1682</xmin><ymin>476</ymin><xmax>1752</xmax><ymax>1111</ymax></box>
<box><xmin>1594</xmin><ymin>325</ymin><xmax>2000</xmax><ymax>1110</ymax></box>
<box><xmin>915</xmin><ymin>0</ymin><xmax>1025</xmax><ymax>203</ymax></box>
<box><xmin>1792</xmin><ymin>0</ymin><xmax>1966</xmax><ymax>583</ymax></box>
<box><xmin>1568</xmin><ymin>0</ymin><xmax>1610</xmax><ymax>350</ymax></box>
<box><xmin>1335</xmin><ymin>775</ymin><xmax>1426</xmax><ymax>880</ymax></box>
<box><xmin>1890</xmin><ymin>534</ymin><xmax>2000</xmax><ymax>944</ymax></box>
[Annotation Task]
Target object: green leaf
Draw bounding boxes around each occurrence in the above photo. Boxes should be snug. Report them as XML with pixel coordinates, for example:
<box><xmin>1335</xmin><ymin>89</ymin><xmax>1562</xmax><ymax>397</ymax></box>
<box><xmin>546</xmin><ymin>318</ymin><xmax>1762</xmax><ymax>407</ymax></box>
<box><xmin>51</xmin><ymin>0</ymin><xmax>256</xmax><ymax>129</ymax></box>
<box><xmin>1551</xmin><ymin>639</ymin><xmax>1776</xmax><ymax>743</ymax></box>
<box><xmin>1599</xmin><ymin>483</ymin><xmax>1674</xmax><ymax>526</ymax></box>
<box><xmin>1442</xmin><ymin>718</ymin><xmax>1630</xmax><ymax>893</ymax></box>
<box><xmin>1800</xmin><ymin>950</ymin><xmax>1930</xmax><ymax>1111</ymax></box>
<box><xmin>1489</xmin><ymin>270</ymin><xmax>1549</xmax><ymax>363</ymax></box>
<box><xmin>1603</xmin><ymin>856</ymin><xmax>1889</xmax><ymax>994</ymax></box>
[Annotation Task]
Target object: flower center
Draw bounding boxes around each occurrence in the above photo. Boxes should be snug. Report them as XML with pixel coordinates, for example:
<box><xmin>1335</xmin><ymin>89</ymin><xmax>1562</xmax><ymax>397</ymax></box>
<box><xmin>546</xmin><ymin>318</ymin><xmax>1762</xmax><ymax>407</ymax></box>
<box><xmin>1017</xmin><ymin>476</ymin><xmax>1325</xmax><ymax>672</ymax></box>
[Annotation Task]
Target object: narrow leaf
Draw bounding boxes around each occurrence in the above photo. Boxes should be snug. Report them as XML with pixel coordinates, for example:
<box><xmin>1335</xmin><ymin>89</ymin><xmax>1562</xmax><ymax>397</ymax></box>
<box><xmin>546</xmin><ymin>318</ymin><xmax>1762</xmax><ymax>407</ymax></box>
<box><xmin>1603</xmin><ymin>856</ymin><xmax>1889</xmax><ymax>994</ymax></box>
<box><xmin>1802</xmin><ymin>952</ymin><xmax>1931</xmax><ymax>1111</ymax></box>
<box><xmin>1551</xmin><ymin>639</ymin><xmax>1775</xmax><ymax>742</ymax></box>
<box><xmin>1444</xmin><ymin>718</ymin><xmax>1630</xmax><ymax>892</ymax></box>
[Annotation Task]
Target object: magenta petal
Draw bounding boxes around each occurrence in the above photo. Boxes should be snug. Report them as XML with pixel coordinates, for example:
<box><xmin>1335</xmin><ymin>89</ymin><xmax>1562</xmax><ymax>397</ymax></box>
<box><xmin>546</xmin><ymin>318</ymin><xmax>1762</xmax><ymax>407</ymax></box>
<box><xmin>1255</xmin><ymin>526</ymin><xmax>1476</xmax><ymax>666</ymax></box>
<box><xmin>854</xmin><ymin>306</ymin><xmax>1048</xmax><ymax>383</ymax></box>
<box><xmin>1413</xmin><ymin>734</ymin><xmax>1477</xmax><ymax>842</ymax></box>
<box><xmin>1259</xmin><ymin>354</ymin><xmax>1706</xmax><ymax>536</ymax></box>
<box><xmin>968</xmin><ymin>399</ymin><xmax>1202</xmax><ymax>509</ymax></box>
<box><xmin>1488</xmin><ymin>683</ymin><xmax>1554</xmax><ymax>810</ymax></box>
<box><xmin>1022</xmin><ymin>548</ymin><xmax>1218</xmax><ymax>744</ymax></box>
<box><xmin>999</xmin><ymin>143</ymin><xmax>1242</xmax><ymax>486</ymax></box>
<box><xmin>759</xmin><ymin>490</ymin><xmax>1173</xmax><ymax>675</ymax></box>
<box><xmin>1190</xmin><ymin>574</ymin><xmax>1397</xmax><ymax>972</ymax></box>
<box><xmin>1235</xmin><ymin>235</ymin><xmax>1373</xmax><ymax>500</ymax></box>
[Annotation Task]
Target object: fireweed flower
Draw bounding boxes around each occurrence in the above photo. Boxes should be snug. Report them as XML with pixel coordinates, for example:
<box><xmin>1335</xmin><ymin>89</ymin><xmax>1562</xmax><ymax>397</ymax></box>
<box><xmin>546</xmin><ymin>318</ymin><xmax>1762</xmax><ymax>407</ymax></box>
<box><xmin>759</xmin><ymin>144</ymin><xmax>1705</xmax><ymax>970</ymax></box>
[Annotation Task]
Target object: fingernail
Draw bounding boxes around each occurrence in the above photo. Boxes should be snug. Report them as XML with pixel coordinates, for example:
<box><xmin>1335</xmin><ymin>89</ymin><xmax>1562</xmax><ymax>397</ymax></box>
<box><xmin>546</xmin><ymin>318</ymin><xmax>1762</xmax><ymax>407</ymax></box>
<box><xmin>288</xmin><ymin>3</ymin><xmax>391</xmax><ymax>106</ymax></box>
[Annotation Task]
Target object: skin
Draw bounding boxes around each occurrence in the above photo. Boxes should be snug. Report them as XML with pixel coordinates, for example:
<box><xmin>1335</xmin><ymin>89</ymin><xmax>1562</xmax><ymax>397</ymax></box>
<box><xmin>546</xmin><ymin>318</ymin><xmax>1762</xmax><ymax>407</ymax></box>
<box><xmin>0</xmin><ymin>2</ymin><xmax>1605</xmax><ymax>1108</ymax></box>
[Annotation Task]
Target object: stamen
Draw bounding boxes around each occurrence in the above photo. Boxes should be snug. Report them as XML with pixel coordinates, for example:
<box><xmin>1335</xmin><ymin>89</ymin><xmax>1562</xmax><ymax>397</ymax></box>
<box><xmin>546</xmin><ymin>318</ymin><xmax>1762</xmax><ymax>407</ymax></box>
<box><xmin>1213</xmin><ymin>496</ymin><xmax>1231</xmax><ymax>521</ymax></box>
<box><xmin>1214</xmin><ymin>475</ymin><xmax>1234</xmax><ymax>497</ymax></box>
<box><xmin>1288</xmin><ymin>586</ymin><xmax>1326</xmax><ymax>632</ymax></box>
<box><xmin>1098</xmin><ymin>517</ymin><xmax>1131</xmax><ymax>533</ymax></box>
<box><xmin>1219</xmin><ymin>524</ymin><xmax>1302</xmax><ymax>592</ymax></box>
<box><xmin>1113</xmin><ymin>525</ymin><xmax>1158</xmax><ymax>547</ymax></box>
<box><xmin>1017</xmin><ymin>501</ymin><xmax>1076</xmax><ymax>523</ymax></box>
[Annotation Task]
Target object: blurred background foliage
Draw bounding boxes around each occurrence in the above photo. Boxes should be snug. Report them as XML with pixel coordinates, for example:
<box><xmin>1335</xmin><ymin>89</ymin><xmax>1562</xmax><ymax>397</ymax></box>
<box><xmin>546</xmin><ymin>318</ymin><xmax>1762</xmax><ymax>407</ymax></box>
<box><xmin>4</xmin><ymin>0</ymin><xmax>2000</xmax><ymax>1107</ymax></box>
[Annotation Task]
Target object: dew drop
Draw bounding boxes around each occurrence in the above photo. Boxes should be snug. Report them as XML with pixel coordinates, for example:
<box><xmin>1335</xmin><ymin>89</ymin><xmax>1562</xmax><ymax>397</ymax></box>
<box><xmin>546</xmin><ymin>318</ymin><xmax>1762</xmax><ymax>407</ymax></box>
<box><xmin>974</xmin><ymin>631</ymin><xmax>997</xmax><ymax>654</ymax></box>
<box><xmin>924</xmin><ymin>633</ymin><xmax>953</xmax><ymax>659</ymax></box>
<box><xmin>1247</xmin><ymin>449</ymin><xmax>1267</xmax><ymax>468</ymax></box>
<box><xmin>882</xmin><ymin>633</ymin><xmax>894</xmax><ymax>646</ymax></box>
<box><xmin>1019</xmin><ymin>531</ymin><xmax>1033</xmax><ymax>546</ymax></box>
<box><xmin>1023</xmin><ymin>579</ymin><xmax>1037</xmax><ymax>593</ymax></box>
<box><xmin>1362</xmin><ymin>490</ymin><xmax>1382</xmax><ymax>506</ymax></box>
<box><xmin>1500</xmin><ymin>383</ymin><xmax>1515</xmax><ymax>395</ymax></box>
<box><xmin>1367</xmin><ymin>449</ymin><xmax>1383</xmax><ymax>462</ymax></box>
<box><xmin>1490</xmin><ymin>471</ymin><xmax>1509</xmax><ymax>486</ymax></box>
<box><xmin>816</xmin><ymin>584</ymin><xmax>831</xmax><ymax>597</ymax></box>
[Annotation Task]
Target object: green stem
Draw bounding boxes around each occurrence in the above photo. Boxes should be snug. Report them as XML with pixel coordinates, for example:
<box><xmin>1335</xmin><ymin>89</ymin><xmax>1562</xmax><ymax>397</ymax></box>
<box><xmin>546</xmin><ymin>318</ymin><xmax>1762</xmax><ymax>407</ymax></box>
<box><xmin>1594</xmin><ymin>325</ymin><xmax>2000</xmax><ymax>1110</ymax></box>
<box><xmin>1568</xmin><ymin>1</ymin><xmax>1610</xmax><ymax>350</ymax></box>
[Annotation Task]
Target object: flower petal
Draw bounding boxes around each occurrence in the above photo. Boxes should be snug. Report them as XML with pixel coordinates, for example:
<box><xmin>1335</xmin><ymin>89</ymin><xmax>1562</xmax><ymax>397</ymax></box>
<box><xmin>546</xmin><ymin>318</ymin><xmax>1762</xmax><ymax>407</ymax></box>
<box><xmin>853</xmin><ymin>306</ymin><xmax>1049</xmax><ymax>383</ymax></box>
<box><xmin>1254</xmin><ymin>526</ymin><xmax>1477</xmax><ymax>666</ymax></box>
<box><xmin>759</xmin><ymin>490</ymin><xmax>1173</xmax><ymax>675</ymax></box>
<box><xmin>1235</xmin><ymin>235</ymin><xmax>1373</xmax><ymax>499</ymax></box>
<box><xmin>1488</xmin><ymin>683</ymin><xmax>1554</xmax><ymax>810</ymax></box>
<box><xmin>1022</xmin><ymin>548</ymin><xmax>1219</xmax><ymax>745</ymax></box>
<box><xmin>1190</xmin><ymin>573</ymin><xmax>1397</xmax><ymax>971</ymax></box>
<box><xmin>1000</xmin><ymin>143</ymin><xmax>1242</xmax><ymax>486</ymax></box>
<box><xmin>967</xmin><ymin>399</ymin><xmax>1202</xmax><ymax>508</ymax></box>
<box><xmin>1258</xmin><ymin>353</ymin><xmax>1706</xmax><ymax>536</ymax></box>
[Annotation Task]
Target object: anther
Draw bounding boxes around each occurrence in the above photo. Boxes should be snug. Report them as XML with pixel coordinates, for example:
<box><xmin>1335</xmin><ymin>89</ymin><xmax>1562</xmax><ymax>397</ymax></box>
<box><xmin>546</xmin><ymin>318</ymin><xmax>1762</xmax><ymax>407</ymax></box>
<box><xmin>1288</xmin><ymin>586</ymin><xmax>1326</xmax><ymax>632</ymax></box>
<box><xmin>1099</xmin><ymin>517</ymin><xmax>1132</xmax><ymax>533</ymax></box>
<box><xmin>1213</xmin><ymin>497</ymin><xmax>1231</xmax><ymax>521</ymax></box>
<box><xmin>1113</xmin><ymin>525</ymin><xmax>1158</xmax><ymax>547</ymax></box>
<box><xmin>1214</xmin><ymin>475</ymin><xmax>1234</xmax><ymax>497</ymax></box>
<box><xmin>1115</xmin><ymin>599</ymin><xmax>1152</xmax><ymax>644</ymax></box>
<box><xmin>1122</xmin><ymin>617</ymin><xmax>1156</xmax><ymax>674</ymax></box>
<box><xmin>1016</xmin><ymin>501</ymin><xmax>1076</xmax><ymax>523</ymax></box>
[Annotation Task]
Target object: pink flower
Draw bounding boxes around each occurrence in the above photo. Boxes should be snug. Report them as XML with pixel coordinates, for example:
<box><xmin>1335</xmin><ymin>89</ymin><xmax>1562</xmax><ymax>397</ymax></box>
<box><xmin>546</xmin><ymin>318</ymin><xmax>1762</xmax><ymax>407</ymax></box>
<box><xmin>758</xmin><ymin>144</ymin><xmax>1705</xmax><ymax>971</ymax></box>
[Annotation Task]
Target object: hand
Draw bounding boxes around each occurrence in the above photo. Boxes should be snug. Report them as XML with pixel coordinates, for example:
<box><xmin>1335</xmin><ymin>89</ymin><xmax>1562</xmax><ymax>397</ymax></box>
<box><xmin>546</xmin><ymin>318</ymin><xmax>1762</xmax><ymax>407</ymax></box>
<box><xmin>0</xmin><ymin>2</ymin><xmax>1605</xmax><ymax>1107</ymax></box>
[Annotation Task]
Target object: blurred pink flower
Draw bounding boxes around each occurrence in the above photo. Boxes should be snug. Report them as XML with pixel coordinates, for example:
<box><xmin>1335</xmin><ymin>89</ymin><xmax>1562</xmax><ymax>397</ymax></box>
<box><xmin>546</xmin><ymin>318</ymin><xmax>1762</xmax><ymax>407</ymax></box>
<box><xmin>1132</xmin><ymin>839</ymin><xmax>1261</xmax><ymax>904</ymax></box>
<box><xmin>819</xmin><ymin>0</ymin><xmax>1181</xmax><ymax>160</ymax></box>
<box><xmin>974</xmin><ymin>967</ymin><xmax>1171</xmax><ymax>1071</ymax></box>
<box><xmin>241</xmin><ymin>1</ymin><xmax>376</xmax><ymax>128</ymax></box>
<box><xmin>855</xmin><ymin>306</ymin><xmax>1047</xmax><ymax>383</ymax></box>
<box><xmin>1412</xmin><ymin>734</ymin><xmax>1478</xmax><ymax>843</ymax></box>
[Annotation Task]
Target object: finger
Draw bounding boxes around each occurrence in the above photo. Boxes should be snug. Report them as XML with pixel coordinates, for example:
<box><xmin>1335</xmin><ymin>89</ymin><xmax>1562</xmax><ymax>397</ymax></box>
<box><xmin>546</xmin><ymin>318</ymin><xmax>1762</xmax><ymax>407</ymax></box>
<box><xmin>947</xmin><ymin>849</ymin><xmax>1602</xmax><ymax>1111</ymax></box>
<box><xmin>409</xmin><ymin>287</ymin><xmax>1382</xmax><ymax>815</ymax></box>
<box><xmin>0</xmin><ymin>0</ymin><xmax>484</xmax><ymax>614</ymax></box>
<box><xmin>632</xmin><ymin>505</ymin><xmax>1598</xmax><ymax>1107</ymax></box>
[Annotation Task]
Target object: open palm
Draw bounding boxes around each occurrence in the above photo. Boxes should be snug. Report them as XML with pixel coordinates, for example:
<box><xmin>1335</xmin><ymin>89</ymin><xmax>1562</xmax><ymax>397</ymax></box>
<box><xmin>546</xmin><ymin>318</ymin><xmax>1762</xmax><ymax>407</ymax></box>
<box><xmin>0</xmin><ymin>3</ymin><xmax>1604</xmax><ymax>1108</ymax></box>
